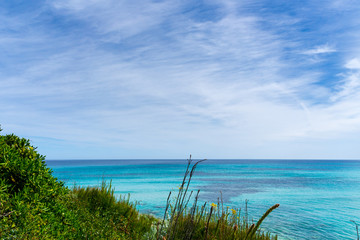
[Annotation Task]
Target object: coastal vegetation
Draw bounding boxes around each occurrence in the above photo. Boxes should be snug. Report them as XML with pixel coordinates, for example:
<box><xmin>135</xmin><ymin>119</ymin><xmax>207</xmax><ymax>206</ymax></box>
<box><xmin>155</xmin><ymin>158</ymin><xmax>279</xmax><ymax>240</ymax></box>
<box><xmin>0</xmin><ymin>127</ymin><xmax>278</xmax><ymax>239</ymax></box>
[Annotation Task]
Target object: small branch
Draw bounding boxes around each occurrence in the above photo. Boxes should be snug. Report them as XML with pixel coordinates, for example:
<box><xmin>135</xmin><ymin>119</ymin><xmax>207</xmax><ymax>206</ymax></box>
<box><xmin>204</xmin><ymin>206</ymin><xmax>214</xmax><ymax>240</ymax></box>
<box><xmin>0</xmin><ymin>210</ymin><xmax>14</xmax><ymax>218</ymax></box>
<box><xmin>351</xmin><ymin>220</ymin><xmax>359</xmax><ymax>240</ymax></box>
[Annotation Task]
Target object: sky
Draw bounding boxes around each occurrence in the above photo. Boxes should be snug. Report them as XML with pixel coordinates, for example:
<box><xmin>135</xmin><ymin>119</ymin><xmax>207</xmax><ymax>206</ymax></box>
<box><xmin>1</xmin><ymin>0</ymin><xmax>360</xmax><ymax>160</ymax></box>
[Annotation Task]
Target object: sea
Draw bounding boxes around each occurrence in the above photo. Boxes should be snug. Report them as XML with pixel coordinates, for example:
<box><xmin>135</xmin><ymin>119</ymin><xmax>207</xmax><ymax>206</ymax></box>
<box><xmin>46</xmin><ymin>159</ymin><xmax>360</xmax><ymax>240</ymax></box>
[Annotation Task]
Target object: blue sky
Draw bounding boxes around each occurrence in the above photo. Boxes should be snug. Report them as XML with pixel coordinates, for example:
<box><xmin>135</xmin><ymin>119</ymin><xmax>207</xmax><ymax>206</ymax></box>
<box><xmin>1</xmin><ymin>0</ymin><xmax>360</xmax><ymax>159</ymax></box>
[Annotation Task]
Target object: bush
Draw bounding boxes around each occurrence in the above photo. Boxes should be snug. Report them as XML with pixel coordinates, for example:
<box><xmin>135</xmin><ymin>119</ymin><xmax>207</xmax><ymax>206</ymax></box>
<box><xmin>0</xmin><ymin>132</ymin><xmax>69</xmax><ymax>239</ymax></box>
<box><xmin>0</xmin><ymin>127</ymin><xmax>278</xmax><ymax>239</ymax></box>
<box><xmin>0</xmin><ymin>129</ymin><xmax>155</xmax><ymax>239</ymax></box>
<box><xmin>68</xmin><ymin>180</ymin><xmax>156</xmax><ymax>239</ymax></box>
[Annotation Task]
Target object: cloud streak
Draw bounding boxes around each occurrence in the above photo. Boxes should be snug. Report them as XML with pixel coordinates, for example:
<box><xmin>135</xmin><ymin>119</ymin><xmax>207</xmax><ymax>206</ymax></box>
<box><xmin>1</xmin><ymin>0</ymin><xmax>360</xmax><ymax>159</ymax></box>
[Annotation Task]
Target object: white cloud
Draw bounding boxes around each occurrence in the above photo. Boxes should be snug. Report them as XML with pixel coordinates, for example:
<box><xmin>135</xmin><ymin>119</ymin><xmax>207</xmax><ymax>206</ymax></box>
<box><xmin>303</xmin><ymin>44</ymin><xmax>336</xmax><ymax>55</ymax></box>
<box><xmin>50</xmin><ymin>0</ymin><xmax>180</xmax><ymax>42</ymax></box>
<box><xmin>345</xmin><ymin>58</ymin><xmax>360</xmax><ymax>69</ymax></box>
<box><xmin>1</xmin><ymin>0</ymin><xmax>360</xmax><ymax>159</ymax></box>
<box><xmin>328</xmin><ymin>58</ymin><xmax>360</xmax><ymax>102</ymax></box>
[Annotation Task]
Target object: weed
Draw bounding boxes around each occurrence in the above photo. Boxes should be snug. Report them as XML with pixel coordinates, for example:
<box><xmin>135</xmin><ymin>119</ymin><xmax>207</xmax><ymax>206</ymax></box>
<box><xmin>156</xmin><ymin>156</ymin><xmax>279</xmax><ymax>240</ymax></box>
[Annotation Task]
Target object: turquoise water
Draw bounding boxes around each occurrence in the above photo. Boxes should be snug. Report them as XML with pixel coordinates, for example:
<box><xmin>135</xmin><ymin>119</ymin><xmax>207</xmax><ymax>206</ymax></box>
<box><xmin>47</xmin><ymin>159</ymin><xmax>360</xmax><ymax>240</ymax></box>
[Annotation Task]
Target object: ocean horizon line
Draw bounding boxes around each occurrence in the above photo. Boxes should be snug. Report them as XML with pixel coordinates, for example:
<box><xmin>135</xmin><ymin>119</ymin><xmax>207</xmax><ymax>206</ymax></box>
<box><xmin>46</xmin><ymin>158</ymin><xmax>360</xmax><ymax>161</ymax></box>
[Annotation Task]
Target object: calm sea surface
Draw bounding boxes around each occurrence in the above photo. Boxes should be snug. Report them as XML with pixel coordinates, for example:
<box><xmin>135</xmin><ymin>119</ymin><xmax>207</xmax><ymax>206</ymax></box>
<box><xmin>46</xmin><ymin>159</ymin><xmax>360</xmax><ymax>240</ymax></box>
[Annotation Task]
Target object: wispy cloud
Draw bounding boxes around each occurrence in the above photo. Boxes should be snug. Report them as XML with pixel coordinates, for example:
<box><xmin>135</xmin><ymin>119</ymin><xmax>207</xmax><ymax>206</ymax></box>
<box><xmin>302</xmin><ymin>44</ymin><xmax>336</xmax><ymax>55</ymax></box>
<box><xmin>1</xmin><ymin>0</ymin><xmax>360</xmax><ymax>159</ymax></box>
<box><xmin>51</xmin><ymin>0</ymin><xmax>180</xmax><ymax>42</ymax></box>
<box><xmin>345</xmin><ymin>58</ymin><xmax>360</xmax><ymax>69</ymax></box>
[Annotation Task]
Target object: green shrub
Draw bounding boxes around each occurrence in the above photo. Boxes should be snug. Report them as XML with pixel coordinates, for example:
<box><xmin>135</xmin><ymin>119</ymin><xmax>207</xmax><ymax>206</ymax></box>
<box><xmin>68</xmin><ymin>180</ymin><xmax>156</xmax><ymax>239</ymax></box>
<box><xmin>0</xmin><ymin>132</ymin><xmax>69</xmax><ymax>239</ymax></box>
<box><xmin>0</xmin><ymin>129</ymin><xmax>155</xmax><ymax>239</ymax></box>
<box><xmin>0</xmin><ymin>128</ymin><xmax>279</xmax><ymax>240</ymax></box>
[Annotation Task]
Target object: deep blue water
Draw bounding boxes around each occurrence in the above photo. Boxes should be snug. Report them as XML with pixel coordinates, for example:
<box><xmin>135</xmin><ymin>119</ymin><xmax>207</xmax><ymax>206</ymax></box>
<box><xmin>46</xmin><ymin>159</ymin><xmax>360</xmax><ymax>240</ymax></box>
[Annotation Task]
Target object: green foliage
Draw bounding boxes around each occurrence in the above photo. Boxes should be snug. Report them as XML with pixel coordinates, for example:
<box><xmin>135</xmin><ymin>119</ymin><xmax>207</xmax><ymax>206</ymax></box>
<box><xmin>0</xmin><ymin>130</ymin><xmax>279</xmax><ymax>240</ymax></box>
<box><xmin>0</xmin><ymin>130</ymin><xmax>155</xmax><ymax>239</ymax></box>
<box><xmin>0</xmin><ymin>132</ymin><xmax>69</xmax><ymax>239</ymax></box>
<box><xmin>161</xmin><ymin>205</ymin><xmax>278</xmax><ymax>240</ymax></box>
<box><xmin>68</xmin><ymin>180</ymin><xmax>155</xmax><ymax>239</ymax></box>
<box><xmin>156</xmin><ymin>157</ymin><xmax>278</xmax><ymax>240</ymax></box>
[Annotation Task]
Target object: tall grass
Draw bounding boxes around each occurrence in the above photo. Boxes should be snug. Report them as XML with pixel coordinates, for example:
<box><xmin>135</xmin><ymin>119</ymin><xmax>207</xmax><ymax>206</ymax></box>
<box><xmin>157</xmin><ymin>156</ymin><xmax>279</xmax><ymax>240</ymax></box>
<box><xmin>69</xmin><ymin>180</ymin><xmax>156</xmax><ymax>239</ymax></box>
